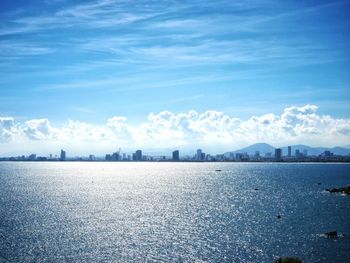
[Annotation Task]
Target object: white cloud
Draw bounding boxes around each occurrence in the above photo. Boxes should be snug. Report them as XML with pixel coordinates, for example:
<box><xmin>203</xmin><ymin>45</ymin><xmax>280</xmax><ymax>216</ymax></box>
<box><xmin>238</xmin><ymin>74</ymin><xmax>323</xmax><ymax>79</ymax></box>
<box><xmin>0</xmin><ymin>117</ymin><xmax>17</xmax><ymax>142</ymax></box>
<box><xmin>23</xmin><ymin>119</ymin><xmax>56</xmax><ymax>140</ymax></box>
<box><xmin>1</xmin><ymin>105</ymin><xmax>349</xmax><ymax>155</ymax></box>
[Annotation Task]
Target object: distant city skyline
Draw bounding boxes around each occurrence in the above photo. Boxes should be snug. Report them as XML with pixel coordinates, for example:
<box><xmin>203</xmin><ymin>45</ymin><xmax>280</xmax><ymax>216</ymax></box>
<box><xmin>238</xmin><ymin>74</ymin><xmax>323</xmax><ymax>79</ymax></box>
<box><xmin>2</xmin><ymin>144</ymin><xmax>349</xmax><ymax>163</ymax></box>
<box><xmin>1</xmin><ymin>0</ymin><xmax>350</xmax><ymax>155</ymax></box>
<box><xmin>1</xmin><ymin>141</ymin><xmax>350</xmax><ymax>160</ymax></box>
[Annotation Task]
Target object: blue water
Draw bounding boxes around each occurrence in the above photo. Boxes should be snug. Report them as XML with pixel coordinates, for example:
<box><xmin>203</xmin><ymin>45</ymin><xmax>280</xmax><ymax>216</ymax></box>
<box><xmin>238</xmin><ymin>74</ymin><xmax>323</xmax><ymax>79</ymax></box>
<box><xmin>0</xmin><ymin>162</ymin><xmax>349</xmax><ymax>262</ymax></box>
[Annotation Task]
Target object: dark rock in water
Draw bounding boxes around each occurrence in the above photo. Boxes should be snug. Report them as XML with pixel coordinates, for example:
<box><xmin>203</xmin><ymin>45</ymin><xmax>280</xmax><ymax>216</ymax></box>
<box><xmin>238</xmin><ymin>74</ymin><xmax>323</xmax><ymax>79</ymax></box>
<box><xmin>277</xmin><ymin>215</ymin><xmax>281</xmax><ymax>219</ymax></box>
<box><xmin>325</xmin><ymin>231</ymin><xmax>338</xmax><ymax>238</ymax></box>
<box><xmin>326</xmin><ymin>186</ymin><xmax>350</xmax><ymax>195</ymax></box>
<box><xmin>215</xmin><ymin>169</ymin><xmax>222</xmax><ymax>172</ymax></box>
<box><xmin>275</xmin><ymin>257</ymin><xmax>303</xmax><ymax>263</ymax></box>
<box><xmin>317</xmin><ymin>182</ymin><xmax>321</xmax><ymax>185</ymax></box>
<box><xmin>254</xmin><ymin>188</ymin><xmax>259</xmax><ymax>191</ymax></box>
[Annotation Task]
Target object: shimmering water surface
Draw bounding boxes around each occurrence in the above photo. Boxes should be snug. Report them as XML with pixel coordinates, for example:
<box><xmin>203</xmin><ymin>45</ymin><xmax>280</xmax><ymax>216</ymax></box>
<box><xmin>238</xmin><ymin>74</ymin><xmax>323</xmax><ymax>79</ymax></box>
<box><xmin>0</xmin><ymin>162</ymin><xmax>349</xmax><ymax>262</ymax></box>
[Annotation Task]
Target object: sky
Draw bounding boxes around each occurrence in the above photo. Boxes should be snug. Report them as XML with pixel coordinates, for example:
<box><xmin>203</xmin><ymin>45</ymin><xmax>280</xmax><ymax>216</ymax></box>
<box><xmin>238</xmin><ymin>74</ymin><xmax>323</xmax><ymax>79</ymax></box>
<box><xmin>0</xmin><ymin>0</ymin><xmax>350</xmax><ymax>156</ymax></box>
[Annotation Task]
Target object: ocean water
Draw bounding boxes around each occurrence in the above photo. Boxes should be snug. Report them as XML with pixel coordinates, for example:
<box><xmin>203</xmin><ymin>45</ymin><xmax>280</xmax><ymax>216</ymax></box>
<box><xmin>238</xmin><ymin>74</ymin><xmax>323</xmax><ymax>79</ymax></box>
<box><xmin>0</xmin><ymin>162</ymin><xmax>349</xmax><ymax>263</ymax></box>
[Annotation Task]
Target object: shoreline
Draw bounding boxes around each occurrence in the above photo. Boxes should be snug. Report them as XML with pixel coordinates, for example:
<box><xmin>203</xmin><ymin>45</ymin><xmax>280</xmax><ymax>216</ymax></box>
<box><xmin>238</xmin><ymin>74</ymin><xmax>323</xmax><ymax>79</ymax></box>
<box><xmin>1</xmin><ymin>160</ymin><xmax>350</xmax><ymax>163</ymax></box>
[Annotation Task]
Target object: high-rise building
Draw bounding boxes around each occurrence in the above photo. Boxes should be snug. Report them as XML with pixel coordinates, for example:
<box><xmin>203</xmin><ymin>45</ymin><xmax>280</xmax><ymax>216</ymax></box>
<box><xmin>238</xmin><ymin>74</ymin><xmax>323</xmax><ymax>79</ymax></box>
<box><xmin>111</xmin><ymin>152</ymin><xmax>119</xmax><ymax>161</ymax></box>
<box><xmin>275</xmin><ymin>148</ymin><xmax>282</xmax><ymax>161</ymax></box>
<box><xmin>135</xmin><ymin>150</ymin><xmax>142</xmax><ymax>161</ymax></box>
<box><xmin>28</xmin><ymin>154</ymin><xmax>36</xmax><ymax>161</ymax></box>
<box><xmin>196</xmin><ymin>149</ymin><xmax>203</xmax><ymax>161</ymax></box>
<box><xmin>60</xmin><ymin>149</ymin><xmax>66</xmax><ymax>161</ymax></box>
<box><xmin>229</xmin><ymin>153</ymin><xmax>234</xmax><ymax>160</ymax></box>
<box><xmin>288</xmin><ymin>146</ymin><xmax>292</xmax><ymax>157</ymax></box>
<box><xmin>172</xmin><ymin>150</ymin><xmax>179</xmax><ymax>161</ymax></box>
<box><xmin>236</xmin><ymin>153</ymin><xmax>243</xmax><ymax>161</ymax></box>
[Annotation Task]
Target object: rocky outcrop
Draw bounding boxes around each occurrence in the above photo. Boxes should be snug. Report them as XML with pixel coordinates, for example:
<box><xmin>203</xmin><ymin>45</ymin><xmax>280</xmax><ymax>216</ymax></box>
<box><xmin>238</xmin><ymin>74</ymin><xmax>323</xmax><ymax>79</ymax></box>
<box><xmin>275</xmin><ymin>257</ymin><xmax>303</xmax><ymax>263</ymax></box>
<box><xmin>326</xmin><ymin>186</ymin><xmax>350</xmax><ymax>195</ymax></box>
<box><xmin>325</xmin><ymin>231</ymin><xmax>338</xmax><ymax>238</ymax></box>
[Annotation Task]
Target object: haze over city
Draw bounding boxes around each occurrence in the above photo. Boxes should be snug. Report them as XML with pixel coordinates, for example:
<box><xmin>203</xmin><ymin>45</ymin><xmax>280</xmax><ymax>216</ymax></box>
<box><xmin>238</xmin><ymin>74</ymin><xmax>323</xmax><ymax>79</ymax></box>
<box><xmin>1</xmin><ymin>0</ymin><xmax>350</xmax><ymax>155</ymax></box>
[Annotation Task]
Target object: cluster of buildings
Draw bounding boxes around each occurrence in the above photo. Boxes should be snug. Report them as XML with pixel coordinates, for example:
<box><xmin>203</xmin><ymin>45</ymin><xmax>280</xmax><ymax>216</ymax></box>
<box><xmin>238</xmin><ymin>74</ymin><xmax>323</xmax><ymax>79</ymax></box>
<box><xmin>1</xmin><ymin>147</ymin><xmax>349</xmax><ymax>162</ymax></box>
<box><xmin>105</xmin><ymin>150</ymin><xmax>143</xmax><ymax>161</ymax></box>
<box><xmin>102</xmin><ymin>149</ymin><xmax>204</xmax><ymax>162</ymax></box>
<box><xmin>227</xmin><ymin>146</ymin><xmax>345</xmax><ymax>162</ymax></box>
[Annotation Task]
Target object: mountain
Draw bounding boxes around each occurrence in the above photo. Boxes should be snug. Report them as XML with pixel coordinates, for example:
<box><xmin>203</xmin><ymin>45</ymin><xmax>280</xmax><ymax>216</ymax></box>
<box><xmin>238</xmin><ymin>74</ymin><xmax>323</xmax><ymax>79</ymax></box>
<box><xmin>226</xmin><ymin>143</ymin><xmax>275</xmax><ymax>156</ymax></box>
<box><xmin>325</xmin><ymin>147</ymin><xmax>350</xmax><ymax>156</ymax></box>
<box><xmin>226</xmin><ymin>143</ymin><xmax>350</xmax><ymax>156</ymax></box>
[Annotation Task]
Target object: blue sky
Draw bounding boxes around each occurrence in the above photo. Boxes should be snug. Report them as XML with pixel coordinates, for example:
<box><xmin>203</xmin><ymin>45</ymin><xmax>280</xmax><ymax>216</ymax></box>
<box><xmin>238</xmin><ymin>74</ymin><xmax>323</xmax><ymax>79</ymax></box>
<box><xmin>0</xmin><ymin>0</ymin><xmax>350</xmax><ymax>154</ymax></box>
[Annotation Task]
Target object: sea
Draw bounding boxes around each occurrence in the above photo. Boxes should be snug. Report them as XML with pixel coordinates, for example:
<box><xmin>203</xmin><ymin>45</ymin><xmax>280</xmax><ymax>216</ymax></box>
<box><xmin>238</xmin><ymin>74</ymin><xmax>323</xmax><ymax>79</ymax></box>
<box><xmin>0</xmin><ymin>162</ymin><xmax>349</xmax><ymax>262</ymax></box>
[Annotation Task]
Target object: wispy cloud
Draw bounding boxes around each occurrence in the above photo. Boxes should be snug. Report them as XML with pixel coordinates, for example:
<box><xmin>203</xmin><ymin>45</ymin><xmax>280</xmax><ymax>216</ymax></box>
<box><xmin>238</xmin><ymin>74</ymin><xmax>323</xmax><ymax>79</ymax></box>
<box><xmin>0</xmin><ymin>0</ymin><xmax>172</xmax><ymax>35</ymax></box>
<box><xmin>1</xmin><ymin>0</ymin><xmax>348</xmax><ymax>69</ymax></box>
<box><xmin>1</xmin><ymin>0</ymin><xmax>349</xmax><ymax>126</ymax></box>
<box><xmin>40</xmin><ymin>73</ymin><xmax>237</xmax><ymax>91</ymax></box>
<box><xmin>70</xmin><ymin>106</ymin><xmax>96</xmax><ymax>114</ymax></box>
<box><xmin>0</xmin><ymin>41</ymin><xmax>54</xmax><ymax>57</ymax></box>
<box><xmin>77</xmin><ymin>35</ymin><xmax>343</xmax><ymax>67</ymax></box>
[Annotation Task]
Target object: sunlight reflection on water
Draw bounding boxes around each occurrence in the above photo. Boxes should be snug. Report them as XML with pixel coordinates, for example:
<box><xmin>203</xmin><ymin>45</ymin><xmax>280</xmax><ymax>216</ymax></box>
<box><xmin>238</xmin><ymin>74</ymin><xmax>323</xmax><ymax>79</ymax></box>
<box><xmin>0</xmin><ymin>162</ymin><xmax>349</xmax><ymax>262</ymax></box>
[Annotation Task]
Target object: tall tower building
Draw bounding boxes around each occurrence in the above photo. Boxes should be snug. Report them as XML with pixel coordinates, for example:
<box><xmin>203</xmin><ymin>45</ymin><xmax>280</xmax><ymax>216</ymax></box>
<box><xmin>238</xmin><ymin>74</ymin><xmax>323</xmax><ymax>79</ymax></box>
<box><xmin>60</xmin><ymin>149</ymin><xmax>66</xmax><ymax>161</ymax></box>
<box><xmin>135</xmin><ymin>150</ymin><xmax>142</xmax><ymax>161</ymax></box>
<box><xmin>172</xmin><ymin>150</ymin><xmax>179</xmax><ymax>161</ymax></box>
<box><xmin>288</xmin><ymin>146</ymin><xmax>292</xmax><ymax>157</ymax></box>
<box><xmin>275</xmin><ymin>148</ymin><xmax>282</xmax><ymax>161</ymax></box>
<box><xmin>196</xmin><ymin>149</ymin><xmax>203</xmax><ymax>161</ymax></box>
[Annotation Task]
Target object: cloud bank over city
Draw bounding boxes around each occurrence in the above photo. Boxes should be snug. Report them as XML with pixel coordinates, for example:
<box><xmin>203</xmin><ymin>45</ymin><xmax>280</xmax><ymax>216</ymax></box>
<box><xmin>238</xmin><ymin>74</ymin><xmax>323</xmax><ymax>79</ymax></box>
<box><xmin>1</xmin><ymin>105</ymin><xmax>349</xmax><ymax>156</ymax></box>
